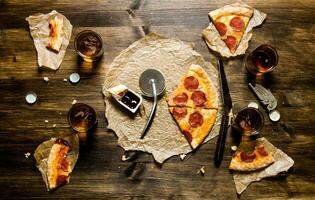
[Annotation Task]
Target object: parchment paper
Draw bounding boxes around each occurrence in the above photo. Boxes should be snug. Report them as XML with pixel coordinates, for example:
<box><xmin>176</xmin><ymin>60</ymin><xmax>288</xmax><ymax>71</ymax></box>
<box><xmin>202</xmin><ymin>1</ymin><xmax>267</xmax><ymax>58</ymax></box>
<box><xmin>34</xmin><ymin>134</ymin><xmax>79</xmax><ymax>191</ymax></box>
<box><xmin>102</xmin><ymin>33</ymin><xmax>222</xmax><ymax>163</ymax></box>
<box><xmin>26</xmin><ymin>10</ymin><xmax>72</xmax><ymax>70</ymax></box>
<box><xmin>233</xmin><ymin>137</ymin><xmax>294</xmax><ymax>195</ymax></box>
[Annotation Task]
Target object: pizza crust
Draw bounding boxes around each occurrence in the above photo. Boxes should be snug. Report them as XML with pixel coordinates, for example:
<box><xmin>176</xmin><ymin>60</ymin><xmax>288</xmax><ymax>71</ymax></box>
<box><xmin>167</xmin><ymin>64</ymin><xmax>218</xmax><ymax>109</ymax></box>
<box><xmin>229</xmin><ymin>145</ymin><xmax>275</xmax><ymax>172</ymax></box>
<box><xmin>169</xmin><ymin>107</ymin><xmax>217</xmax><ymax>149</ymax></box>
<box><xmin>46</xmin><ymin>16</ymin><xmax>64</xmax><ymax>52</ymax></box>
<box><xmin>209</xmin><ymin>7</ymin><xmax>253</xmax><ymax>21</ymax></box>
<box><xmin>47</xmin><ymin>139</ymin><xmax>71</xmax><ymax>190</ymax></box>
<box><xmin>189</xmin><ymin>64</ymin><xmax>218</xmax><ymax>109</ymax></box>
<box><xmin>190</xmin><ymin>109</ymin><xmax>217</xmax><ymax>149</ymax></box>
<box><xmin>209</xmin><ymin>7</ymin><xmax>253</xmax><ymax>53</ymax></box>
<box><xmin>167</xmin><ymin>64</ymin><xmax>219</xmax><ymax>149</ymax></box>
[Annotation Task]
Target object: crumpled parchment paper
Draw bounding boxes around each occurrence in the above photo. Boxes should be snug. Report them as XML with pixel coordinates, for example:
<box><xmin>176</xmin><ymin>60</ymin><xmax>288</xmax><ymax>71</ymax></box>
<box><xmin>34</xmin><ymin>134</ymin><xmax>79</xmax><ymax>191</ymax></box>
<box><xmin>202</xmin><ymin>1</ymin><xmax>267</xmax><ymax>58</ymax></box>
<box><xmin>102</xmin><ymin>33</ymin><xmax>223</xmax><ymax>163</ymax></box>
<box><xmin>26</xmin><ymin>10</ymin><xmax>72</xmax><ymax>70</ymax></box>
<box><xmin>233</xmin><ymin>137</ymin><xmax>294</xmax><ymax>194</ymax></box>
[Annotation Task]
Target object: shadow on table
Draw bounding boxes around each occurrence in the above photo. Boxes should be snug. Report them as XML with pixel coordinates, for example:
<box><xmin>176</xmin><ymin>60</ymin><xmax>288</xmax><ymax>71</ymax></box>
<box><xmin>76</xmin><ymin>55</ymin><xmax>103</xmax><ymax>75</ymax></box>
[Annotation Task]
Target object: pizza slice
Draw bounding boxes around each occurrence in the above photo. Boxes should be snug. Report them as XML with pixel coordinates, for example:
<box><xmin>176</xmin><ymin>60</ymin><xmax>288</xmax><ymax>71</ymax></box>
<box><xmin>209</xmin><ymin>7</ymin><xmax>253</xmax><ymax>53</ymax></box>
<box><xmin>167</xmin><ymin>64</ymin><xmax>218</xmax><ymax>109</ymax></box>
<box><xmin>169</xmin><ymin>107</ymin><xmax>217</xmax><ymax>149</ymax></box>
<box><xmin>46</xmin><ymin>16</ymin><xmax>64</xmax><ymax>52</ymax></box>
<box><xmin>47</xmin><ymin>138</ymin><xmax>72</xmax><ymax>190</ymax></box>
<box><xmin>229</xmin><ymin>144</ymin><xmax>275</xmax><ymax>171</ymax></box>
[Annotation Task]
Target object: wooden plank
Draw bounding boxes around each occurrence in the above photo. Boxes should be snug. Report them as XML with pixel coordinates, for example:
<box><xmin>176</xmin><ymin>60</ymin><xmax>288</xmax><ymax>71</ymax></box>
<box><xmin>1</xmin><ymin>0</ymin><xmax>315</xmax><ymax>199</ymax></box>
<box><xmin>1</xmin><ymin>5</ymin><xmax>315</xmax><ymax>28</ymax></box>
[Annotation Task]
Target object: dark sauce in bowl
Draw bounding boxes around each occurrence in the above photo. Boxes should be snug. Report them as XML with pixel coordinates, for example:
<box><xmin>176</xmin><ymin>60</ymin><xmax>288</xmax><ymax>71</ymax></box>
<box><xmin>120</xmin><ymin>91</ymin><xmax>140</xmax><ymax>109</ymax></box>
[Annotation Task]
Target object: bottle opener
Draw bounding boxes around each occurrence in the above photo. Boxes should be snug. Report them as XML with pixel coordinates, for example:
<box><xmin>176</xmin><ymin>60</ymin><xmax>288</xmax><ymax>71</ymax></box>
<box><xmin>249</xmin><ymin>83</ymin><xmax>281</xmax><ymax>122</ymax></box>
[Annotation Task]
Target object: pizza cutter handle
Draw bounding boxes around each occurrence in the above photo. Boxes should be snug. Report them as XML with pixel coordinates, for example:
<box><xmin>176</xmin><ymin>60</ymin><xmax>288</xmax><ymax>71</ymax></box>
<box><xmin>140</xmin><ymin>79</ymin><xmax>157</xmax><ymax>139</ymax></box>
<box><xmin>122</xmin><ymin>80</ymin><xmax>158</xmax><ymax>162</ymax></box>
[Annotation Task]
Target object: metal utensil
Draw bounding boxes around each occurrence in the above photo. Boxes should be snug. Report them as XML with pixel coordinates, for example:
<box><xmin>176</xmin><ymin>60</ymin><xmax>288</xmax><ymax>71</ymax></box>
<box><xmin>123</xmin><ymin>69</ymin><xmax>165</xmax><ymax>161</ymax></box>
<box><xmin>249</xmin><ymin>83</ymin><xmax>281</xmax><ymax>122</ymax></box>
<box><xmin>138</xmin><ymin>69</ymin><xmax>165</xmax><ymax>138</ymax></box>
<box><xmin>214</xmin><ymin>60</ymin><xmax>233</xmax><ymax>167</ymax></box>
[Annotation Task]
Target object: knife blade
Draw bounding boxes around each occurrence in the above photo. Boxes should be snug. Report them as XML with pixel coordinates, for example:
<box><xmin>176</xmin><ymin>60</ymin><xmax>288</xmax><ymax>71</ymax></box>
<box><xmin>214</xmin><ymin>59</ymin><xmax>232</xmax><ymax>167</ymax></box>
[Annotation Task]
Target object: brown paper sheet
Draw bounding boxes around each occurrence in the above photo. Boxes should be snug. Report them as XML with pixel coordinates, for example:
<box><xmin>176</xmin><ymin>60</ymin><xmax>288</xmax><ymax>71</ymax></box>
<box><xmin>33</xmin><ymin>134</ymin><xmax>79</xmax><ymax>191</ymax></box>
<box><xmin>202</xmin><ymin>1</ymin><xmax>267</xmax><ymax>58</ymax></box>
<box><xmin>26</xmin><ymin>10</ymin><xmax>72</xmax><ymax>70</ymax></box>
<box><xmin>233</xmin><ymin>137</ymin><xmax>294</xmax><ymax>194</ymax></box>
<box><xmin>102</xmin><ymin>33</ymin><xmax>223</xmax><ymax>163</ymax></box>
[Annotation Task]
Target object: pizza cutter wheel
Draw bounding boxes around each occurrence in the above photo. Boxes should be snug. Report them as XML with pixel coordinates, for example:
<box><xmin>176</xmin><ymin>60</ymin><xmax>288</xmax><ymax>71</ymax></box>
<box><xmin>123</xmin><ymin>69</ymin><xmax>165</xmax><ymax>161</ymax></box>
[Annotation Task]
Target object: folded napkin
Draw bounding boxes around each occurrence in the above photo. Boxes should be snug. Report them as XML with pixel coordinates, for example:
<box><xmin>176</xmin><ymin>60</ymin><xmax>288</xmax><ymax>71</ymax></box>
<box><xmin>26</xmin><ymin>10</ymin><xmax>72</xmax><ymax>70</ymax></box>
<box><xmin>34</xmin><ymin>134</ymin><xmax>79</xmax><ymax>191</ymax></box>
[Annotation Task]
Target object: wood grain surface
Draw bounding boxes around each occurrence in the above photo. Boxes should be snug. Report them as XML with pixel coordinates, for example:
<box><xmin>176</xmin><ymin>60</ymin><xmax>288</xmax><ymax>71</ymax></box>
<box><xmin>1</xmin><ymin>0</ymin><xmax>315</xmax><ymax>199</ymax></box>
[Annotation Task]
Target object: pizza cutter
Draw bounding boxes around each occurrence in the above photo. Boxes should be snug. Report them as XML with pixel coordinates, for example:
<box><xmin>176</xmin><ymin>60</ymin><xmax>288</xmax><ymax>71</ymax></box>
<box><xmin>123</xmin><ymin>69</ymin><xmax>165</xmax><ymax>161</ymax></box>
<box><xmin>138</xmin><ymin>69</ymin><xmax>165</xmax><ymax>138</ymax></box>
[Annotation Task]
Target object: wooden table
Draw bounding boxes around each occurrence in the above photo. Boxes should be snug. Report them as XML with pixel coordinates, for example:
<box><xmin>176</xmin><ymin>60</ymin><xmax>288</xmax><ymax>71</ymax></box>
<box><xmin>1</xmin><ymin>0</ymin><xmax>314</xmax><ymax>199</ymax></box>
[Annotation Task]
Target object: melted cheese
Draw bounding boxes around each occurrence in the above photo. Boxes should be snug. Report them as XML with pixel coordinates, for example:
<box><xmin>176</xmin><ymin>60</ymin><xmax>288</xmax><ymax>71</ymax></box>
<box><xmin>46</xmin><ymin>16</ymin><xmax>64</xmax><ymax>52</ymax></box>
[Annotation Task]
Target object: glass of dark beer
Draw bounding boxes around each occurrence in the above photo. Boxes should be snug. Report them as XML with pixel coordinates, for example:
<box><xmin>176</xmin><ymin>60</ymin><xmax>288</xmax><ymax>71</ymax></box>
<box><xmin>68</xmin><ymin>103</ymin><xmax>97</xmax><ymax>144</ymax></box>
<box><xmin>74</xmin><ymin>30</ymin><xmax>103</xmax><ymax>62</ymax></box>
<box><xmin>233</xmin><ymin>107</ymin><xmax>264</xmax><ymax>136</ymax></box>
<box><xmin>245</xmin><ymin>44</ymin><xmax>279</xmax><ymax>75</ymax></box>
<box><xmin>68</xmin><ymin>103</ymin><xmax>97</xmax><ymax>133</ymax></box>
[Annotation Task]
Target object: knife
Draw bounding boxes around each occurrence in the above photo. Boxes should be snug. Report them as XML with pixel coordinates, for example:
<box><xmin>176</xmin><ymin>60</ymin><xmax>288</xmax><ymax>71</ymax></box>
<box><xmin>214</xmin><ymin>59</ymin><xmax>232</xmax><ymax>167</ymax></box>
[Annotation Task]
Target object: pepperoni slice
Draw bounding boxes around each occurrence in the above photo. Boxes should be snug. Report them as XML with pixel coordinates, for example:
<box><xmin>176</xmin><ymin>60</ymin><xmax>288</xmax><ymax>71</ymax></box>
<box><xmin>172</xmin><ymin>107</ymin><xmax>187</xmax><ymax>120</ymax></box>
<box><xmin>182</xmin><ymin>130</ymin><xmax>192</xmax><ymax>143</ymax></box>
<box><xmin>184</xmin><ymin>76</ymin><xmax>199</xmax><ymax>91</ymax></box>
<box><xmin>189</xmin><ymin>111</ymin><xmax>204</xmax><ymax>127</ymax></box>
<box><xmin>230</xmin><ymin>16</ymin><xmax>245</xmax><ymax>32</ymax></box>
<box><xmin>173</xmin><ymin>93</ymin><xmax>188</xmax><ymax>106</ymax></box>
<box><xmin>240</xmin><ymin>151</ymin><xmax>256</xmax><ymax>163</ymax></box>
<box><xmin>225</xmin><ymin>36</ymin><xmax>237</xmax><ymax>52</ymax></box>
<box><xmin>214</xmin><ymin>22</ymin><xmax>227</xmax><ymax>36</ymax></box>
<box><xmin>191</xmin><ymin>91</ymin><xmax>207</xmax><ymax>106</ymax></box>
<box><xmin>256</xmin><ymin>144</ymin><xmax>269</xmax><ymax>157</ymax></box>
